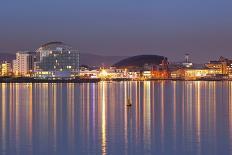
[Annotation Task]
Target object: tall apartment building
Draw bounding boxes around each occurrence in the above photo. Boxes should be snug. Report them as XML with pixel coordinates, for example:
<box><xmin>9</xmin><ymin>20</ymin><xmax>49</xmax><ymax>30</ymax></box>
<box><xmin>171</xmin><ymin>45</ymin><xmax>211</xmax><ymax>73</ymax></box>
<box><xmin>1</xmin><ymin>61</ymin><xmax>12</xmax><ymax>76</ymax></box>
<box><xmin>12</xmin><ymin>51</ymin><xmax>35</xmax><ymax>76</ymax></box>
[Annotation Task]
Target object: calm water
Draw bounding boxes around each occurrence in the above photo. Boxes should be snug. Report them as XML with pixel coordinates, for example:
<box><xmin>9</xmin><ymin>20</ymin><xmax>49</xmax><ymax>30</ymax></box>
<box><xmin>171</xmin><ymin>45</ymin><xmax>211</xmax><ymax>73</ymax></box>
<box><xmin>0</xmin><ymin>81</ymin><xmax>232</xmax><ymax>155</ymax></box>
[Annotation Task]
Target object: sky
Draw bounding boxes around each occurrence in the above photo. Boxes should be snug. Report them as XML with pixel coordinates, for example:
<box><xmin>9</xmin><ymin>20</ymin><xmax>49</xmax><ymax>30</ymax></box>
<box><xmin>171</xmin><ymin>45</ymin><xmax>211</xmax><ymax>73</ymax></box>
<box><xmin>0</xmin><ymin>0</ymin><xmax>232</xmax><ymax>62</ymax></box>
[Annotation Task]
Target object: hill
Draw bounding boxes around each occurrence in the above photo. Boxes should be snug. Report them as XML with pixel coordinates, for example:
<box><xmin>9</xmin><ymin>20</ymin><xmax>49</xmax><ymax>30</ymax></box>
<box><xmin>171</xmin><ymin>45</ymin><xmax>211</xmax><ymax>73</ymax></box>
<box><xmin>113</xmin><ymin>55</ymin><xmax>167</xmax><ymax>68</ymax></box>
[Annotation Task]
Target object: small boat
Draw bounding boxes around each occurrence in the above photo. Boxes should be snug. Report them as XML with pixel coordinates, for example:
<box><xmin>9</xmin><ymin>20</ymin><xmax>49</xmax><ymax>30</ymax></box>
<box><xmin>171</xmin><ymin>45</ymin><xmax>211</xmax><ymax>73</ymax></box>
<box><xmin>127</xmin><ymin>98</ymin><xmax>132</xmax><ymax>107</ymax></box>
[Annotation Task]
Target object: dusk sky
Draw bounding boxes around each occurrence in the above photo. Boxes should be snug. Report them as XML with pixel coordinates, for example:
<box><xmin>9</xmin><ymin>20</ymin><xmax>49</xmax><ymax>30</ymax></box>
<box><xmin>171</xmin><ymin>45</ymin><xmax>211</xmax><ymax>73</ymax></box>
<box><xmin>1</xmin><ymin>0</ymin><xmax>232</xmax><ymax>62</ymax></box>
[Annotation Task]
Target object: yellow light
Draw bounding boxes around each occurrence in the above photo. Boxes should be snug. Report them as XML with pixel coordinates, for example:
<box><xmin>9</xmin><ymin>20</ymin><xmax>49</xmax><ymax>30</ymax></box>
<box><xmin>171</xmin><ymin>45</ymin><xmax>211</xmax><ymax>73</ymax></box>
<box><xmin>196</xmin><ymin>72</ymin><xmax>201</xmax><ymax>77</ymax></box>
<box><xmin>100</xmin><ymin>69</ymin><xmax>108</xmax><ymax>77</ymax></box>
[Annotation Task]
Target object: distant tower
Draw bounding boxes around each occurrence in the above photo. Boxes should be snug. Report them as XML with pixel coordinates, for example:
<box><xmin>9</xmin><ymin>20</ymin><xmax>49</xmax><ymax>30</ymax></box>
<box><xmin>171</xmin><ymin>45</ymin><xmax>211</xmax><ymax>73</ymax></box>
<box><xmin>182</xmin><ymin>53</ymin><xmax>193</xmax><ymax>68</ymax></box>
<box><xmin>161</xmin><ymin>58</ymin><xmax>168</xmax><ymax>71</ymax></box>
<box><xmin>185</xmin><ymin>53</ymin><xmax>190</xmax><ymax>63</ymax></box>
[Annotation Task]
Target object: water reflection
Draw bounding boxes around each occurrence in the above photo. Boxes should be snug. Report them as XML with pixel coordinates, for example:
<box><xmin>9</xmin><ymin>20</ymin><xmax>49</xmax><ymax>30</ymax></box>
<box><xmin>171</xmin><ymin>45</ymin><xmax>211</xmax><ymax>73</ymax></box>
<box><xmin>101</xmin><ymin>82</ymin><xmax>107</xmax><ymax>155</ymax></box>
<box><xmin>0</xmin><ymin>81</ymin><xmax>232</xmax><ymax>155</ymax></box>
<box><xmin>1</xmin><ymin>84</ymin><xmax>6</xmax><ymax>155</ymax></box>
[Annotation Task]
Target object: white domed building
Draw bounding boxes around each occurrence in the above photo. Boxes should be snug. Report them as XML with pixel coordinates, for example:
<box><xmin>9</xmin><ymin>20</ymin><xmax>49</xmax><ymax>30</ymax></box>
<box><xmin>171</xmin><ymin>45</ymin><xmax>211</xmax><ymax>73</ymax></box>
<box><xmin>34</xmin><ymin>42</ymin><xmax>80</xmax><ymax>78</ymax></box>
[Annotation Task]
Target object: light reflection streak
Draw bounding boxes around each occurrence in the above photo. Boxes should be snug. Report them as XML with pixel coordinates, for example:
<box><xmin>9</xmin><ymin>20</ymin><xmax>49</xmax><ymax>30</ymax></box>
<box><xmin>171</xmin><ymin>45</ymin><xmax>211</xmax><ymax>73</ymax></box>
<box><xmin>137</xmin><ymin>82</ymin><xmax>141</xmax><ymax>123</ymax></box>
<box><xmin>9</xmin><ymin>83</ymin><xmax>16</xmax><ymax>155</ymax></box>
<box><xmin>92</xmin><ymin>83</ymin><xmax>96</xmax><ymax>148</ymax></box>
<box><xmin>108</xmin><ymin>82</ymin><xmax>115</xmax><ymax>127</ymax></box>
<box><xmin>101</xmin><ymin>82</ymin><xmax>107</xmax><ymax>155</ymax></box>
<box><xmin>67</xmin><ymin>83</ymin><xmax>75</xmax><ymax>151</ymax></box>
<box><xmin>173</xmin><ymin>81</ymin><xmax>177</xmax><ymax>150</ymax></box>
<box><xmin>81</xmin><ymin>83</ymin><xmax>87</xmax><ymax>147</ymax></box>
<box><xmin>209</xmin><ymin>82</ymin><xmax>216</xmax><ymax>152</ymax></box>
<box><xmin>229</xmin><ymin>82</ymin><xmax>232</xmax><ymax>150</ymax></box>
<box><xmin>1</xmin><ymin>84</ymin><xmax>6</xmax><ymax>155</ymax></box>
<box><xmin>182</xmin><ymin>82</ymin><xmax>185</xmax><ymax>149</ymax></box>
<box><xmin>42</xmin><ymin>83</ymin><xmax>49</xmax><ymax>142</ymax></box>
<box><xmin>15</xmin><ymin>84</ymin><xmax>20</xmax><ymax>154</ymax></box>
<box><xmin>86</xmin><ymin>83</ymin><xmax>90</xmax><ymax>150</ymax></box>
<box><xmin>135</xmin><ymin>82</ymin><xmax>139</xmax><ymax>148</ymax></box>
<box><xmin>124</xmin><ymin>81</ymin><xmax>129</xmax><ymax>155</ymax></box>
<box><xmin>28</xmin><ymin>84</ymin><xmax>33</xmax><ymax>154</ymax></box>
<box><xmin>143</xmin><ymin>81</ymin><xmax>151</xmax><ymax>152</ymax></box>
<box><xmin>187</xmin><ymin>82</ymin><xmax>193</xmax><ymax>144</ymax></box>
<box><xmin>52</xmin><ymin>84</ymin><xmax>57</xmax><ymax>152</ymax></box>
<box><xmin>196</xmin><ymin>82</ymin><xmax>201</xmax><ymax>155</ymax></box>
<box><xmin>161</xmin><ymin>81</ymin><xmax>164</xmax><ymax>151</ymax></box>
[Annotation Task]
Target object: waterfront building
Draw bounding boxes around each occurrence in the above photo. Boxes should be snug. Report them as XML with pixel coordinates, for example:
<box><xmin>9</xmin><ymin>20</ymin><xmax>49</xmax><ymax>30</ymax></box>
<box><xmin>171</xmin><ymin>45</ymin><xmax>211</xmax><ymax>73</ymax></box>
<box><xmin>170</xmin><ymin>69</ymin><xmax>185</xmax><ymax>79</ymax></box>
<box><xmin>170</xmin><ymin>67</ymin><xmax>222</xmax><ymax>80</ymax></box>
<box><xmin>34</xmin><ymin>42</ymin><xmax>80</xmax><ymax>78</ymax></box>
<box><xmin>12</xmin><ymin>51</ymin><xmax>35</xmax><ymax>76</ymax></box>
<box><xmin>185</xmin><ymin>69</ymin><xmax>210</xmax><ymax>79</ymax></box>
<box><xmin>183</xmin><ymin>68</ymin><xmax>222</xmax><ymax>80</ymax></box>
<box><xmin>127</xmin><ymin>71</ymin><xmax>140</xmax><ymax>79</ymax></box>
<box><xmin>35</xmin><ymin>42</ymin><xmax>79</xmax><ymax>71</ymax></box>
<box><xmin>33</xmin><ymin>71</ymin><xmax>74</xmax><ymax>79</ymax></box>
<box><xmin>205</xmin><ymin>56</ymin><xmax>232</xmax><ymax>75</ymax></box>
<box><xmin>143</xmin><ymin>71</ymin><xmax>152</xmax><ymax>78</ymax></box>
<box><xmin>1</xmin><ymin>61</ymin><xmax>12</xmax><ymax>76</ymax></box>
<box><xmin>169</xmin><ymin>56</ymin><xmax>231</xmax><ymax>80</ymax></box>
<box><xmin>78</xmin><ymin>67</ymin><xmax>139</xmax><ymax>79</ymax></box>
<box><xmin>80</xmin><ymin>69</ymin><xmax>100</xmax><ymax>78</ymax></box>
<box><xmin>152</xmin><ymin>70</ymin><xmax>169</xmax><ymax>79</ymax></box>
<box><xmin>98</xmin><ymin>67</ymin><xmax>126</xmax><ymax>79</ymax></box>
<box><xmin>152</xmin><ymin>59</ymin><xmax>169</xmax><ymax>79</ymax></box>
<box><xmin>205</xmin><ymin>61</ymin><xmax>227</xmax><ymax>74</ymax></box>
<box><xmin>182</xmin><ymin>53</ymin><xmax>193</xmax><ymax>68</ymax></box>
<box><xmin>12</xmin><ymin>60</ymin><xmax>18</xmax><ymax>75</ymax></box>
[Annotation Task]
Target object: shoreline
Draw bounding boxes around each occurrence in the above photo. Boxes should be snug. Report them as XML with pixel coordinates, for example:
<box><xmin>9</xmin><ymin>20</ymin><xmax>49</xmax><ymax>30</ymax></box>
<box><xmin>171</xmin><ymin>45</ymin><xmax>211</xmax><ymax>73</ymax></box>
<box><xmin>0</xmin><ymin>77</ymin><xmax>101</xmax><ymax>83</ymax></box>
<box><xmin>0</xmin><ymin>77</ymin><xmax>230</xmax><ymax>83</ymax></box>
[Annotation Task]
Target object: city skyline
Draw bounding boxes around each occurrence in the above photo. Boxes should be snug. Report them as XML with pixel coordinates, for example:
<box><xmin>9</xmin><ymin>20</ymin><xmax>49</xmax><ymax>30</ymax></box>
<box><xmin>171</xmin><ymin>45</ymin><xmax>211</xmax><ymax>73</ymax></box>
<box><xmin>1</xmin><ymin>0</ymin><xmax>232</xmax><ymax>62</ymax></box>
<box><xmin>1</xmin><ymin>1</ymin><xmax>232</xmax><ymax>155</ymax></box>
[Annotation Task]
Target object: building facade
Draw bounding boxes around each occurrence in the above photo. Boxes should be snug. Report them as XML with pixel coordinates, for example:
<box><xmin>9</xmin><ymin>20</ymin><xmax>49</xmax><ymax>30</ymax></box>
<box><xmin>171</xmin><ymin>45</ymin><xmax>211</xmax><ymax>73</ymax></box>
<box><xmin>12</xmin><ymin>51</ymin><xmax>35</xmax><ymax>76</ymax></box>
<box><xmin>1</xmin><ymin>61</ymin><xmax>12</xmax><ymax>76</ymax></box>
<box><xmin>205</xmin><ymin>57</ymin><xmax>232</xmax><ymax>75</ymax></box>
<box><xmin>35</xmin><ymin>42</ymin><xmax>80</xmax><ymax>74</ymax></box>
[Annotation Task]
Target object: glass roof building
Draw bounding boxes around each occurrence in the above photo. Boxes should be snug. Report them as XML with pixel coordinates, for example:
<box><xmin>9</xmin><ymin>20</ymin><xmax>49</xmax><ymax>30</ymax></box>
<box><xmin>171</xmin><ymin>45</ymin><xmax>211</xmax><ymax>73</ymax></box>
<box><xmin>35</xmin><ymin>42</ymin><xmax>80</xmax><ymax>73</ymax></box>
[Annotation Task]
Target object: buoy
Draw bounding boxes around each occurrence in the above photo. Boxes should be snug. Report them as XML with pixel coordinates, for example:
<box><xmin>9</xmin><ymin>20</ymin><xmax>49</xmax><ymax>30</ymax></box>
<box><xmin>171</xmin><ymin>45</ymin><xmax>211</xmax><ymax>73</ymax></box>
<box><xmin>127</xmin><ymin>98</ymin><xmax>132</xmax><ymax>107</ymax></box>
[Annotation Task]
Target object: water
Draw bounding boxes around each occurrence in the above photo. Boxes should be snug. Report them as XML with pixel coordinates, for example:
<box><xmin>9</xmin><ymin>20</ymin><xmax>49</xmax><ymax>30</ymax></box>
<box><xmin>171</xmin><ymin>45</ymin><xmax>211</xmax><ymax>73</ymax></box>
<box><xmin>0</xmin><ymin>81</ymin><xmax>232</xmax><ymax>155</ymax></box>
